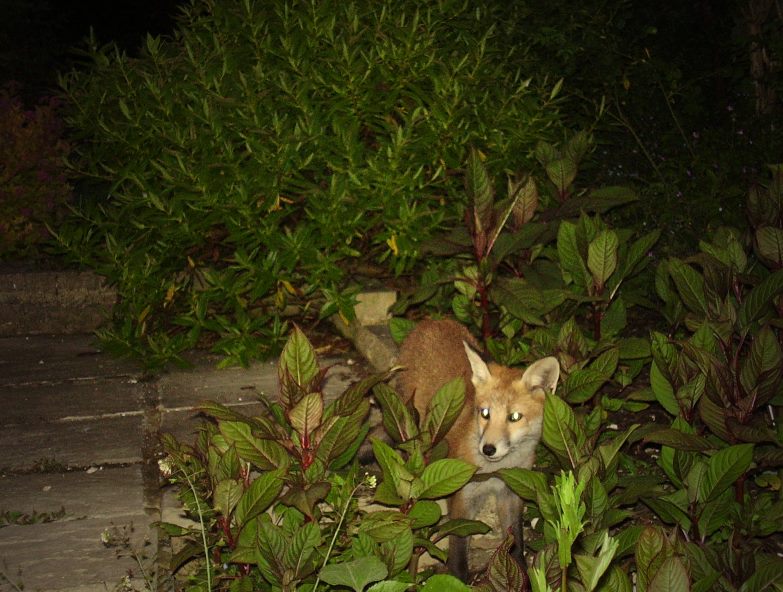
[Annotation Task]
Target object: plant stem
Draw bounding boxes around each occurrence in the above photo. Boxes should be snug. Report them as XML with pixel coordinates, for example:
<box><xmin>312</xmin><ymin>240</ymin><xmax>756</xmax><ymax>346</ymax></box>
<box><xmin>313</xmin><ymin>483</ymin><xmax>362</xmax><ymax>592</ymax></box>
<box><xmin>609</xmin><ymin>99</ymin><xmax>665</xmax><ymax>184</ymax></box>
<box><xmin>659</xmin><ymin>81</ymin><xmax>696</xmax><ymax>161</ymax></box>
<box><xmin>181</xmin><ymin>469</ymin><xmax>212</xmax><ymax>591</ymax></box>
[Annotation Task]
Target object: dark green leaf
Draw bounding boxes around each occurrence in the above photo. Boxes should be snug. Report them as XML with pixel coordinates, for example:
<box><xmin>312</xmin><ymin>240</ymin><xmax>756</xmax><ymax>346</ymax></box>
<box><xmin>419</xmin><ymin>458</ymin><xmax>476</xmax><ymax>499</ymax></box>
<box><xmin>738</xmin><ymin>270</ymin><xmax>783</xmax><ymax>329</ymax></box>
<box><xmin>698</xmin><ymin>443</ymin><xmax>754</xmax><ymax>503</ymax></box>
<box><xmin>667</xmin><ymin>258</ymin><xmax>707</xmax><ymax>315</ymax></box>
<box><xmin>319</xmin><ymin>556</ymin><xmax>388</xmax><ymax>592</ymax></box>
<box><xmin>219</xmin><ymin>421</ymin><xmax>289</xmax><ymax>470</ymax></box>
<box><xmin>424</xmin><ymin>377</ymin><xmax>466</xmax><ymax>445</ymax></box>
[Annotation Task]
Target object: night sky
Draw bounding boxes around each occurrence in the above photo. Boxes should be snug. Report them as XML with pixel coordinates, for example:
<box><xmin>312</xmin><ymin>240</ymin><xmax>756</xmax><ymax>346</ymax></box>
<box><xmin>1</xmin><ymin>0</ymin><xmax>184</xmax><ymax>101</ymax></box>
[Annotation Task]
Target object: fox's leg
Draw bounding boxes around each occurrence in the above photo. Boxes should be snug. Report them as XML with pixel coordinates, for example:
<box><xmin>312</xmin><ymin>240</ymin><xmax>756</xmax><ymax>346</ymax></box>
<box><xmin>497</xmin><ymin>490</ymin><xmax>524</xmax><ymax>565</ymax></box>
<box><xmin>447</xmin><ymin>490</ymin><xmax>471</xmax><ymax>581</ymax></box>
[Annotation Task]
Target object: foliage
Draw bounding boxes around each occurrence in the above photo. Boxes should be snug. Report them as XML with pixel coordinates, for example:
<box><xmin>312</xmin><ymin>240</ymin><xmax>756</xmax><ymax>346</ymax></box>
<box><xmin>0</xmin><ymin>85</ymin><xmax>72</xmax><ymax>259</ymax></box>
<box><xmin>54</xmin><ymin>0</ymin><xmax>561</xmax><ymax>368</ymax></box>
<box><xmin>380</xmin><ymin>163</ymin><xmax>783</xmax><ymax>590</ymax></box>
<box><xmin>160</xmin><ymin>326</ymin><xmax>479</xmax><ymax>590</ymax></box>
<box><xmin>369</xmin><ymin>377</ymin><xmax>489</xmax><ymax>578</ymax></box>
<box><xmin>392</xmin><ymin>135</ymin><xmax>658</xmax><ymax>418</ymax></box>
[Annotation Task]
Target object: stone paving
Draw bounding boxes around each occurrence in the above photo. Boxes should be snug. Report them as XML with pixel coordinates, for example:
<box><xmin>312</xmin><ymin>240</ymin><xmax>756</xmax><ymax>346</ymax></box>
<box><xmin>0</xmin><ymin>333</ymin><xmax>367</xmax><ymax>591</ymax></box>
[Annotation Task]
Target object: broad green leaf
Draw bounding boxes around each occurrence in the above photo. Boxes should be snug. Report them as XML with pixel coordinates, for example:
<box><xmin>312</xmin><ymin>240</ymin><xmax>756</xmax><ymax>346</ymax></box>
<box><xmin>574</xmin><ymin>532</ymin><xmax>619</xmax><ymax>592</ymax></box>
<box><xmin>644</xmin><ymin>428</ymin><xmax>713</xmax><ymax>452</ymax></box>
<box><xmin>197</xmin><ymin>401</ymin><xmax>276</xmax><ymax>437</ymax></box>
<box><xmin>316</xmin><ymin>401</ymin><xmax>370</xmax><ymax>465</ymax></box>
<box><xmin>219</xmin><ymin>421</ymin><xmax>289</xmax><ymax>470</ymax></box>
<box><xmin>558</xmin><ymin>220</ymin><xmax>590</xmax><ymax>289</ymax></box>
<box><xmin>737</xmin><ymin>555</ymin><xmax>783</xmax><ymax>592</ymax></box>
<box><xmin>588</xmin><ymin>230</ymin><xmax>619</xmax><ymax>289</ymax></box>
<box><xmin>696</xmin><ymin>490</ymin><xmax>734</xmax><ymax>537</ymax></box>
<box><xmin>379</xmin><ymin>525</ymin><xmax>414</xmax><ymax>577</ymax></box>
<box><xmin>596</xmin><ymin>424</ymin><xmax>639</xmax><ymax>474</ymax></box>
<box><xmin>367</xmin><ymin>582</ymin><xmax>412</xmax><ymax>592</ymax></box>
<box><xmin>373</xmin><ymin>383</ymin><xmax>418</xmax><ymax>443</ymax></box>
<box><xmin>408</xmin><ymin>500</ymin><xmax>441</xmax><ymax>528</ymax></box>
<box><xmin>235</xmin><ymin>470</ymin><xmax>284</xmax><ymax>526</ymax></box>
<box><xmin>648</xmin><ymin>556</ymin><xmax>690</xmax><ymax>592</ymax></box>
<box><xmin>466</xmin><ymin>147</ymin><xmax>494</xmax><ymax>240</ymax></box>
<box><xmin>546</xmin><ymin>157</ymin><xmax>578</xmax><ymax>194</ymax></box>
<box><xmin>279</xmin><ymin>325</ymin><xmax>318</xmax><ymax>388</ymax></box>
<box><xmin>424</xmin><ymin>377</ymin><xmax>466</xmax><ymax>445</ymax></box>
<box><xmin>499</xmin><ymin>467</ymin><xmax>549</xmax><ymax>501</ymax></box>
<box><xmin>756</xmin><ymin>226</ymin><xmax>783</xmax><ymax>265</ymax></box>
<box><xmin>597</xmin><ymin>565</ymin><xmax>633</xmax><ymax>592</ymax></box>
<box><xmin>738</xmin><ymin>269</ymin><xmax>783</xmax><ymax>329</ymax></box>
<box><xmin>288</xmin><ymin>391</ymin><xmax>323</xmax><ymax>439</ymax></box>
<box><xmin>491</xmin><ymin>277</ymin><xmax>551</xmax><ymax>324</ymax></box>
<box><xmin>698</xmin><ymin>443</ymin><xmax>754</xmax><ymax>503</ymax></box>
<box><xmin>437</xmin><ymin>518</ymin><xmax>491</xmax><ymax>537</ymax></box>
<box><xmin>284</xmin><ymin>521</ymin><xmax>320</xmax><ymax>571</ymax></box>
<box><xmin>601</xmin><ymin>297</ymin><xmax>627</xmax><ymax>338</ymax></box>
<box><xmin>389</xmin><ymin>317</ymin><xmax>416</xmax><ymax>344</ymax></box>
<box><xmin>419</xmin><ymin>458</ymin><xmax>476</xmax><ymax>499</ymax></box>
<box><xmin>214</xmin><ymin>479</ymin><xmax>243</xmax><ymax>518</ymax></box>
<box><xmin>485</xmin><ymin>534</ymin><xmax>524</xmax><ymax>592</ymax></box>
<box><xmin>618</xmin><ymin>337</ymin><xmax>651</xmax><ymax>359</ymax></box>
<box><xmin>279</xmin><ymin>481</ymin><xmax>331</xmax><ymax>520</ymax></box>
<box><xmin>562</xmin><ymin>368</ymin><xmax>607</xmax><ymax>403</ymax></box>
<box><xmin>318</xmin><ymin>556</ymin><xmax>388</xmax><ymax>592</ymax></box>
<box><xmin>740</xmin><ymin>325</ymin><xmax>783</xmax><ymax>406</ymax></box>
<box><xmin>667</xmin><ymin>258</ymin><xmax>707</xmax><ymax>315</ymax></box>
<box><xmin>550</xmin><ymin>186</ymin><xmax>638</xmax><ymax>218</ymax></box>
<box><xmin>510</xmin><ymin>175</ymin><xmax>539</xmax><ymax>226</ymax></box>
<box><xmin>676</xmin><ymin>374</ymin><xmax>706</xmax><ymax>411</ymax></box>
<box><xmin>419</xmin><ymin>574</ymin><xmax>471</xmax><ymax>592</ymax></box>
<box><xmin>650</xmin><ymin>362</ymin><xmax>679</xmax><ymax>416</ymax></box>
<box><xmin>635</xmin><ymin>526</ymin><xmax>666</xmax><ymax>592</ymax></box>
<box><xmin>358</xmin><ymin>511</ymin><xmax>412</xmax><ymax>543</ymax></box>
<box><xmin>590</xmin><ymin>348</ymin><xmax>619</xmax><ymax>379</ymax></box>
<box><xmin>618</xmin><ymin>229</ymin><xmax>661</xmax><ymax>280</ymax></box>
<box><xmin>698</xmin><ymin>395</ymin><xmax>733</xmax><ymax>442</ymax></box>
<box><xmin>543</xmin><ymin>394</ymin><xmax>582</xmax><ymax>469</ymax></box>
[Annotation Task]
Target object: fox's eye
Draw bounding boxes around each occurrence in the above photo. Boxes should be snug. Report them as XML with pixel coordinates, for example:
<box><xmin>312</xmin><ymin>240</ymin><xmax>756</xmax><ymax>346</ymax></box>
<box><xmin>508</xmin><ymin>411</ymin><xmax>522</xmax><ymax>422</ymax></box>
<box><xmin>479</xmin><ymin>407</ymin><xmax>490</xmax><ymax>419</ymax></box>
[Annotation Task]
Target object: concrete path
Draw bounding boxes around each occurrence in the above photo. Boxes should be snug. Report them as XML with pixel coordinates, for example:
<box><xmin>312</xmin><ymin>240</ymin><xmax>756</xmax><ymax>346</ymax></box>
<box><xmin>0</xmin><ymin>334</ymin><xmax>368</xmax><ymax>591</ymax></box>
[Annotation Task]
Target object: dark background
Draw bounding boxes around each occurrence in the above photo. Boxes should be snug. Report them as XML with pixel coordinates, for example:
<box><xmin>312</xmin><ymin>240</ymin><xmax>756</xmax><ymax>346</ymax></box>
<box><xmin>0</xmin><ymin>0</ymin><xmax>183</xmax><ymax>101</ymax></box>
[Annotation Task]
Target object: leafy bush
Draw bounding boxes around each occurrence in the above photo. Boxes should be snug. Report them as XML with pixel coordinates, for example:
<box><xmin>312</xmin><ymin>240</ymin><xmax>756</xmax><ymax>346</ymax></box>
<box><xmin>160</xmin><ymin>327</ymin><xmax>482</xmax><ymax>590</ymax></box>
<box><xmin>391</xmin><ymin>133</ymin><xmax>658</xmax><ymax>416</ymax></box>
<box><xmin>0</xmin><ymin>85</ymin><xmax>72</xmax><ymax>259</ymax></box>
<box><xmin>55</xmin><ymin>0</ymin><xmax>562</xmax><ymax>368</ymax></box>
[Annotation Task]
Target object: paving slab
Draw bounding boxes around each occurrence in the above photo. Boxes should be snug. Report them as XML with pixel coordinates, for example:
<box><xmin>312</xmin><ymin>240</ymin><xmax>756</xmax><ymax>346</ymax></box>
<box><xmin>0</xmin><ymin>465</ymin><xmax>153</xmax><ymax>592</ymax></box>
<box><xmin>0</xmin><ymin>270</ymin><xmax>115</xmax><ymax>336</ymax></box>
<box><xmin>157</xmin><ymin>357</ymin><xmax>366</xmax><ymax>442</ymax></box>
<box><xmin>0</xmin><ymin>414</ymin><xmax>144</xmax><ymax>471</ymax></box>
<box><xmin>0</xmin><ymin>335</ymin><xmax>139</xmax><ymax>387</ymax></box>
<box><xmin>0</xmin><ymin>378</ymin><xmax>142</xmax><ymax>425</ymax></box>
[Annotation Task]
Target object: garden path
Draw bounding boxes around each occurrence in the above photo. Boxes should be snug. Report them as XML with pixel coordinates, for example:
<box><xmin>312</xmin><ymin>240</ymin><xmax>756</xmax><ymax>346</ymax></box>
<box><xmin>0</xmin><ymin>333</ymin><xmax>366</xmax><ymax>591</ymax></box>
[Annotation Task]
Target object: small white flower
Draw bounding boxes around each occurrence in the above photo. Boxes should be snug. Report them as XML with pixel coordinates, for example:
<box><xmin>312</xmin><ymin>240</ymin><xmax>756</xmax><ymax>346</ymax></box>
<box><xmin>158</xmin><ymin>457</ymin><xmax>175</xmax><ymax>478</ymax></box>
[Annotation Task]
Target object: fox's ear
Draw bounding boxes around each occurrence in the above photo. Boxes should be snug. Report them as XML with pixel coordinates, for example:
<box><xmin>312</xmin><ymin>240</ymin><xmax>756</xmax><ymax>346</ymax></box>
<box><xmin>463</xmin><ymin>341</ymin><xmax>491</xmax><ymax>385</ymax></box>
<box><xmin>519</xmin><ymin>357</ymin><xmax>560</xmax><ymax>394</ymax></box>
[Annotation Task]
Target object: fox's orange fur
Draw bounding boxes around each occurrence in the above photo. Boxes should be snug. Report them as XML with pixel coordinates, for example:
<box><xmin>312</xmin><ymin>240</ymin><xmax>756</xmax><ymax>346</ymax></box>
<box><xmin>396</xmin><ymin>319</ymin><xmax>559</xmax><ymax>580</ymax></box>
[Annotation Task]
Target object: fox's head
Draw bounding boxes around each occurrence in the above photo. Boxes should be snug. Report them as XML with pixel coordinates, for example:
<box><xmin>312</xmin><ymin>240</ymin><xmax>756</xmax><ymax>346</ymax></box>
<box><xmin>464</xmin><ymin>343</ymin><xmax>560</xmax><ymax>463</ymax></box>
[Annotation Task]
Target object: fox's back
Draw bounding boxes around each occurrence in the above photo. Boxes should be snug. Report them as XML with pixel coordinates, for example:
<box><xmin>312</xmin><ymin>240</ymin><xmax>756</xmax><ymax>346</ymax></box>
<box><xmin>396</xmin><ymin>319</ymin><xmax>480</xmax><ymax>416</ymax></box>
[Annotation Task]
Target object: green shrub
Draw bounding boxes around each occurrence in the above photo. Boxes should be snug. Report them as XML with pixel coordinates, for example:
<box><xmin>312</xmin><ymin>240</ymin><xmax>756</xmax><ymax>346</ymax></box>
<box><xmin>0</xmin><ymin>85</ymin><xmax>72</xmax><ymax>259</ymax></box>
<box><xmin>55</xmin><ymin>0</ymin><xmax>562</xmax><ymax>368</ymax></box>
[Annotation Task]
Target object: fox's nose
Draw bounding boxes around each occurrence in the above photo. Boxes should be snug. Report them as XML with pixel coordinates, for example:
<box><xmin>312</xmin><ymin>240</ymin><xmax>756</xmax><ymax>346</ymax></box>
<box><xmin>482</xmin><ymin>444</ymin><xmax>496</xmax><ymax>457</ymax></box>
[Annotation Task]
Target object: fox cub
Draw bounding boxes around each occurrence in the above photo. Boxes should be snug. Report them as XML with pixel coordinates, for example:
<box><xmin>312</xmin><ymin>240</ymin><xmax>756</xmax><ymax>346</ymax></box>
<box><xmin>396</xmin><ymin>319</ymin><xmax>559</xmax><ymax>580</ymax></box>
